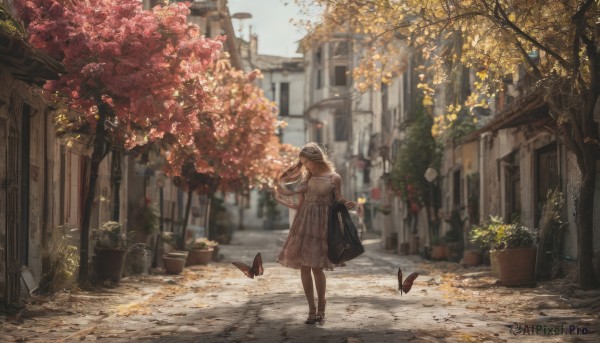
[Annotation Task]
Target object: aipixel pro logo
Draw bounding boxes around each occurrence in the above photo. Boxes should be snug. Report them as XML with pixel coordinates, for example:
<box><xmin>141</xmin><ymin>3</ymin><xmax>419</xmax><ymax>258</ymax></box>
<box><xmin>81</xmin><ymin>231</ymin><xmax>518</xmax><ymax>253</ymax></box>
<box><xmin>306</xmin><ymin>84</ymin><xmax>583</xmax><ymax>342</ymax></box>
<box><xmin>509</xmin><ymin>322</ymin><xmax>591</xmax><ymax>336</ymax></box>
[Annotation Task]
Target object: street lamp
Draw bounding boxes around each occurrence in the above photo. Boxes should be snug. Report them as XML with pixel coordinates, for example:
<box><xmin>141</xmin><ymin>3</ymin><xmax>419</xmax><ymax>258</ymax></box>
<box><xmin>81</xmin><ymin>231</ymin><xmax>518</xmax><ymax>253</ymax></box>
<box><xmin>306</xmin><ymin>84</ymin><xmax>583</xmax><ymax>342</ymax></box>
<box><xmin>231</xmin><ymin>12</ymin><xmax>252</xmax><ymax>57</ymax></box>
<box><xmin>424</xmin><ymin>167</ymin><xmax>438</xmax><ymax>183</ymax></box>
<box><xmin>424</xmin><ymin>167</ymin><xmax>439</xmax><ymax>253</ymax></box>
<box><xmin>232</xmin><ymin>12</ymin><xmax>252</xmax><ymax>22</ymax></box>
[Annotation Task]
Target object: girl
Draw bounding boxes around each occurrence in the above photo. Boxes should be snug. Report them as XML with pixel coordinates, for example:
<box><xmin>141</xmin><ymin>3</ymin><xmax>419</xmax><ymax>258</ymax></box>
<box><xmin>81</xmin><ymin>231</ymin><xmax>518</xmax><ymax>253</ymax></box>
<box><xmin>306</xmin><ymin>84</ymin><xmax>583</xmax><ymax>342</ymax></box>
<box><xmin>273</xmin><ymin>142</ymin><xmax>355</xmax><ymax>324</ymax></box>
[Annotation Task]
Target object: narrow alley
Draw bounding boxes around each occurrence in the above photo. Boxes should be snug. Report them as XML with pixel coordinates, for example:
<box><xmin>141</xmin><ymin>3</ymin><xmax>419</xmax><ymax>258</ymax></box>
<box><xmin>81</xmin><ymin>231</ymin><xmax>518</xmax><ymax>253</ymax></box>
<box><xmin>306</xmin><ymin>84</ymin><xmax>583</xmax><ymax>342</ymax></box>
<box><xmin>1</xmin><ymin>229</ymin><xmax>598</xmax><ymax>343</ymax></box>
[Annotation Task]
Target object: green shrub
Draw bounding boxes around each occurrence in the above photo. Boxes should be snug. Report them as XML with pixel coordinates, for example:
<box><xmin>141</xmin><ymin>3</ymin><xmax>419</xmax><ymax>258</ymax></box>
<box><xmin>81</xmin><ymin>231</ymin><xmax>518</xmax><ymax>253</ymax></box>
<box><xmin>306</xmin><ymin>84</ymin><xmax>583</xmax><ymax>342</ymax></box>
<box><xmin>495</xmin><ymin>223</ymin><xmax>536</xmax><ymax>249</ymax></box>
<box><xmin>469</xmin><ymin>216</ymin><xmax>536</xmax><ymax>250</ymax></box>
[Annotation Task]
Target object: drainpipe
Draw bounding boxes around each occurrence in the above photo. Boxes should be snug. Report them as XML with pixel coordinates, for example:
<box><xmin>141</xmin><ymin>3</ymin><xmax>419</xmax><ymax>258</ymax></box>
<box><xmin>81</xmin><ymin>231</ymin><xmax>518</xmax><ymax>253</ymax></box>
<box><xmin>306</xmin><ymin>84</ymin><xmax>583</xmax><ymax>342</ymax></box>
<box><xmin>479</xmin><ymin>132</ymin><xmax>491</xmax><ymax>221</ymax></box>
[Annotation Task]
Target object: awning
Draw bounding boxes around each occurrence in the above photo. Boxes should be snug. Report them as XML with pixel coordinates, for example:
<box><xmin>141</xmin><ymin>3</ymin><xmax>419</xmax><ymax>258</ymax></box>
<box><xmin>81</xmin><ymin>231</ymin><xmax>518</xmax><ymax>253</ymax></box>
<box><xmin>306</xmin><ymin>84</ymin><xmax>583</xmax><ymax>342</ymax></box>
<box><xmin>0</xmin><ymin>5</ymin><xmax>64</xmax><ymax>83</ymax></box>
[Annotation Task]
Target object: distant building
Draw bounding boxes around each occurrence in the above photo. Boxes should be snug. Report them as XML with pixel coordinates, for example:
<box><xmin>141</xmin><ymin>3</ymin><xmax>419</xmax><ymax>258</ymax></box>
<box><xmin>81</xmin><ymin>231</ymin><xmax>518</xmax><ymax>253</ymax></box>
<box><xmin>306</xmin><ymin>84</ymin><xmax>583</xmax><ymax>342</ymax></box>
<box><xmin>300</xmin><ymin>31</ymin><xmax>398</xmax><ymax>230</ymax></box>
<box><xmin>236</xmin><ymin>34</ymin><xmax>307</xmax><ymax>230</ymax></box>
<box><xmin>243</xmin><ymin>35</ymin><xmax>306</xmax><ymax>147</ymax></box>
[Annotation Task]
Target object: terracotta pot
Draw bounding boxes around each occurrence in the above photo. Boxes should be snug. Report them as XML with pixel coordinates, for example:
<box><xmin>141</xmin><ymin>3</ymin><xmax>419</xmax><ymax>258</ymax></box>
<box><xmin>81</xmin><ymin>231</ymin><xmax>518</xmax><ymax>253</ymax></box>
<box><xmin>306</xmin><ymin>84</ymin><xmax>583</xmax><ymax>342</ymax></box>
<box><xmin>431</xmin><ymin>245</ymin><xmax>447</xmax><ymax>260</ymax></box>
<box><xmin>95</xmin><ymin>248</ymin><xmax>127</xmax><ymax>283</ymax></box>
<box><xmin>186</xmin><ymin>249</ymin><xmax>213</xmax><ymax>266</ymax></box>
<box><xmin>490</xmin><ymin>250</ymin><xmax>500</xmax><ymax>278</ymax></box>
<box><xmin>163</xmin><ymin>256</ymin><xmax>185</xmax><ymax>274</ymax></box>
<box><xmin>166</xmin><ymin>251</ymin><xmax>188</xmax><ymax>260</ymax></box>
<box><xmin>496</xmin><ymin>247</ymin><xmax>537</xmax><ymax>286</ymax></box>
<box><xmin>463</xmin><ymin>250</ymin><xmax>482</xmax><ymax>267</ymax></box>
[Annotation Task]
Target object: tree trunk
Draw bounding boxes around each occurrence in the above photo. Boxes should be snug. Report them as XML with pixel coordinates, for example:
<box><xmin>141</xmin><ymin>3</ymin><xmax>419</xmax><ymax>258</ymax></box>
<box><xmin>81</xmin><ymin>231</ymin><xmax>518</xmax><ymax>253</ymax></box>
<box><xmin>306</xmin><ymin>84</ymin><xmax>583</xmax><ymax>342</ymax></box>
<box><xmin>577</xmin><ymin>160</ymin><xmax>597</xmax><ymax>289</ymax></box>
<box><xmin>153</xmin><ymin>185</ymin><xmax>165</xmax><ymax>268</ymax></box>
<box><xmin>78</xmin><ymin>103</ymin><xmax>108</xmax><ymax>285</ymax></box>
<box><xmin>111</xmin><ymin>150</ymin><xmax>121</xmax><ymax>221</ymax></box>
<box><xmin>179</xmin><ymin>190</ymin><xmax>193</xmax><ymax>249</ymax></box>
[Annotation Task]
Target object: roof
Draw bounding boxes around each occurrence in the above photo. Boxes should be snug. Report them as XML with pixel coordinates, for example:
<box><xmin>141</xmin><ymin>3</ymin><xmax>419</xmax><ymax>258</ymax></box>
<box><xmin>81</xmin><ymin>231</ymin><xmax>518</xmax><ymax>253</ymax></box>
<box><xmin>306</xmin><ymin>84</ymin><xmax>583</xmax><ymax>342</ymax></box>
<box><xmin>188</xmin><ymin>0</ymin><xmax>219</xmax><ymax>15</ymax></box>
<box><xmin>0</xmin><ymin>5</ymin><xmax>64</xmax><ymax>83</ymax></box>
<box><xmin>251</xmin><ymin>54</ymin><xmax>303</xmax><ymax>72</ymax></box>
<box><xmin>462</xmin><ymin>89</ymin><xmax>550</xmax><ymax>143</ymax></box>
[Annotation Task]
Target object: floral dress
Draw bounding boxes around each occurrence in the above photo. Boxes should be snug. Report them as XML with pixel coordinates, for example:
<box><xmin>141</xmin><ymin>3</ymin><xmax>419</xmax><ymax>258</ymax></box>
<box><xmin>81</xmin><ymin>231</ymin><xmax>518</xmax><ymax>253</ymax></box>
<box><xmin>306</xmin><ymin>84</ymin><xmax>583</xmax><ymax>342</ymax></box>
<box><xmin>277</xmin><ymin>173</ymin><xmax>341</xmax><ymax>270</ymax></box>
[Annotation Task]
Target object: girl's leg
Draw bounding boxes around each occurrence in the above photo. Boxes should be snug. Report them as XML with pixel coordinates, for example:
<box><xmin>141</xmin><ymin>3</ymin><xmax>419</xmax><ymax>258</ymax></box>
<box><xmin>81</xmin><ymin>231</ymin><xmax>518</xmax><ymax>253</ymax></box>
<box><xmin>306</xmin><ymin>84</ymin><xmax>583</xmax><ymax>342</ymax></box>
<box><xmin>312</xmin><ymin>267</ymin><xmax>326</xmax><ymax>321</ymax></box>
<box><xmin>300</xmin><ymin>266</ymin><xmax>316</xmax><ymax>323</ymax></box>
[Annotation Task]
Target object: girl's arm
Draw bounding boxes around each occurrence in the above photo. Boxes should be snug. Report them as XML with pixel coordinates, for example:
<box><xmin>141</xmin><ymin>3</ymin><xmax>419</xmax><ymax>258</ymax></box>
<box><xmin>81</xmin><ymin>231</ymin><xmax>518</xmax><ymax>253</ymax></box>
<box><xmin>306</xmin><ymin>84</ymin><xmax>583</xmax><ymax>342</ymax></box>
<box><xmin>275</xmin><ymin>183</ymin><xmax>296</xmax><ymax>197</ymax></box>
<box><xmin>332</xmin><ymin>173</ymin><xmax>356</xmax><ymax>210</ymax></box>
<box><xmin>273</xmin><ymin>191</ymin><xmax>304</xmax><ymax>210</ymax></box>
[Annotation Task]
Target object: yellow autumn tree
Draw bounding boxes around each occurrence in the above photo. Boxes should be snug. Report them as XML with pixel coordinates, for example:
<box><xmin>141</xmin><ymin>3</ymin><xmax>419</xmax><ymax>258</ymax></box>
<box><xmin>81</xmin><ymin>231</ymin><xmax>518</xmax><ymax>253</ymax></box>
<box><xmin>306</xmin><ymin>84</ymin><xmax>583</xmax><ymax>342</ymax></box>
<box><xmin>298</xmin><ymin>0</ymin><xmax>599</xmax><ymax>288</ymax></box>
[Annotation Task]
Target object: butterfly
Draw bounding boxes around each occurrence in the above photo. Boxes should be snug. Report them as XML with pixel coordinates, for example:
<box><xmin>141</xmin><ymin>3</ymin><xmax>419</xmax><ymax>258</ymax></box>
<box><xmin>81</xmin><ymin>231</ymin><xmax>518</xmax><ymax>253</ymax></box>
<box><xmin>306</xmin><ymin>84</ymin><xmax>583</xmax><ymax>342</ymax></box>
<box><xmin>232</xmin><ymin>252</ymin><xmax>264</xmax><ymax>279</ymax></box>
<box><xmin>398</xmin><ymin>268</ymin><xmax>419</xmax><ymax>296</ymax></box>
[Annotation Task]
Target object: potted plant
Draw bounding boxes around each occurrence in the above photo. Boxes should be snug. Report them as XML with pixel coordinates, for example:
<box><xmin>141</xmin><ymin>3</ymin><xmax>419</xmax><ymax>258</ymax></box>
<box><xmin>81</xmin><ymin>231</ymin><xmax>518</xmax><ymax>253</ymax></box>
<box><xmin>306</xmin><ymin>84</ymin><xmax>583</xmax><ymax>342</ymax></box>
<box><xmin>462</xmin><ymin>235</ymin><xmax>484</xmax><ymax>267</ymax></box>
<box><xmin>494</xmin><ymin>223</ymin><xmax>537</xmax><ymax>286</ymax></box>
<box><xmin>430</xmin><ymin>235</ymin><xmax>447</xmax><ymax>260</ymax></box>
<box><xmin>186</xmin><ymin>237</ymin><xmax>218</xmax><ymax>266</ymax></box>
<box><xmin>162</xmin><ymin>251</ymin><xmax>187</xmax><ymax>274</ymax></box>
<box><xmin>94</xmin><ymin>221</ymin><xmax>129</xmax><ymax>283</ymax></box>
<box><xmin>469</xmin><ymin>216</ymin><xmax>505</xmax><ymax>275</ymax></box>
<box><xmin>135</xmin><ymin>202</ymin><xmax>159</xmax><ymax>237</ymax></box>
<box><xmin>160</xmin><ymin>232</ymin><xmax>187</xmax><ymax>274</ymax></box>
<box><xmin>443</xmin><ymin>228</ymin><xmax>463</xmax><ymax>263</ymax></box>
<box><xmin>160</xmin><ymin>231</ymin><xmax>179</xmax><ymax>254</ymax></box>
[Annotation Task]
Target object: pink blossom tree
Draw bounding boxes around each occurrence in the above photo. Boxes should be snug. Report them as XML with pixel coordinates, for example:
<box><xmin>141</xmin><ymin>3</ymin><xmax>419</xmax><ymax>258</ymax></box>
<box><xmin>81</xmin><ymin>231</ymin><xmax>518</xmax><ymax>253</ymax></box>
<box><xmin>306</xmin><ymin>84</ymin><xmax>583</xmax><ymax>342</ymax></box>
<box><xmin>16</xmin><ymin>0</ymin><xmax>223</xmax><ymax>283</ymax></box>
<box><xmin>165</xmin><ymin>59</ymin><xmax>299</xmax><ymax>244</ymax></box>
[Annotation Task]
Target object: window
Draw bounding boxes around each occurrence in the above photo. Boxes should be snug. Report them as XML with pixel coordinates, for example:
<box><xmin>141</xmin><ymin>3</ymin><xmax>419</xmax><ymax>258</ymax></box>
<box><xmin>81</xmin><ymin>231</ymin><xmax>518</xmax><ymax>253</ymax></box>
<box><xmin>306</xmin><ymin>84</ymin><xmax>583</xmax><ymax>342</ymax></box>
<box><xmin>316</xmin><ymin>69</ymin><xmax>322</xmax><ymax>89</ymax></box>
<box><xmin>330</xmin><ymin>41</ymin><xmax>349</xmax><ymax>58</ymax></box>
<box><xmin>334</xmin><ymin>110</ymin><xmax>349</xmax><ymax>141</ymax></box>
<box><xmin>333</xmin><ymin>65</ymin><xmax>347</xmax><ymax>86</ymax></box>
<box><xmin>279</xmin><ymin>82</ymin><xmax>289</xmax><ymax>116</ymax></box>
<box><xmin>382</xmin><ymin>110</ymin><xmax>392</xmax><ymax>135</ymax></box>
<box><xmin>453</xmin><ymin>169</ymin><xmax>462</xmax><ymax>206</ymax></box>
<box><xmin>504</xmin><ymin>153</ymin><xmax>521</xmax><ymax>223</ymax></box>
<box><xmin>270</xmin><ymin>82</ymin><xmax>276</xmax><ymax>100</ymax></box>
<box><xmin>315</xmin><ymin>48</ymin><xmax>323</xmax><ymax>90</ymax></box>
<box><xmin>315</xmin><ymin>126</ymin><xmax>323</xmax><ymax>144</ymax></box>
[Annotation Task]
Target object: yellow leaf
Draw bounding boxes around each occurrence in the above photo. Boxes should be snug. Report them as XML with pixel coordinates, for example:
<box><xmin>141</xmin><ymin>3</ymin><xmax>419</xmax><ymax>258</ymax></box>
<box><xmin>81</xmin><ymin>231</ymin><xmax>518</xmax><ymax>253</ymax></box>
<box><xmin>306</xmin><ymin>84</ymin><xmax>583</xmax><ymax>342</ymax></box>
<box><xmin>423</xmin><ymin>95</ymin><xmax>433</xmax><ymax>107</ymax></box>
<box><xmin>476</xmin><ymin>70</ymin><xmax>488</xmax><ymax>80</ymax></box>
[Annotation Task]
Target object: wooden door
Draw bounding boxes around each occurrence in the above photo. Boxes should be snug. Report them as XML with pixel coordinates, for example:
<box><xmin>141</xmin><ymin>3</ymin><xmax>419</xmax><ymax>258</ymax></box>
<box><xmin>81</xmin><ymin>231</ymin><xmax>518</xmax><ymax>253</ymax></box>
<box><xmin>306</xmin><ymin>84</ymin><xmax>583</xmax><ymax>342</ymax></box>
<box><xmin>5</xmin><ymin>98</ymin><xmax>21</xmax><ymax>304</ymax></box>
<box><xmin>535</xmin><ymin>144</ymin><xmax>559</xmax><ymax>227</ymax></box>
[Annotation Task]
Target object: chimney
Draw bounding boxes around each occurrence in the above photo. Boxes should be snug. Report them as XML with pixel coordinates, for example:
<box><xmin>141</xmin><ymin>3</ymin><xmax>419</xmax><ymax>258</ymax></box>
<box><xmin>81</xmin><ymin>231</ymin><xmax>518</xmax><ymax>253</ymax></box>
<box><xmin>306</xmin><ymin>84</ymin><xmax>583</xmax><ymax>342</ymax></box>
<box><xmin>250</xmin><ymin>31</ymin><xmax>258</xmax><ymax>58</ymax></box>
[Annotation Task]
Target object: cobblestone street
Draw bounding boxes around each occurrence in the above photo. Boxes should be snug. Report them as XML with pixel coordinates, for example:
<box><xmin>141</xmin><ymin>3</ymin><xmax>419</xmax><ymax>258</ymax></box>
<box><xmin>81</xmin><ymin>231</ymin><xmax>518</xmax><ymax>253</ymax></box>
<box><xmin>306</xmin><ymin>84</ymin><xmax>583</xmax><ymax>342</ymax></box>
<box><xmin>1</xmin><ymin>229</ymin><xmax>598</xmax><ymax>343</ymax></box>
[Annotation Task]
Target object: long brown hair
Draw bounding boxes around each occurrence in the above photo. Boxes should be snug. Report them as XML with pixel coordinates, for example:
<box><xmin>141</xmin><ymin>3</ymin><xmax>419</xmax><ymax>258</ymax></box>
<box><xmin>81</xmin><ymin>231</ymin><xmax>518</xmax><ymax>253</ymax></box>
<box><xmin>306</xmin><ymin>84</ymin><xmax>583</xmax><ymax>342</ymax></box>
<box><xmin>279</xmin><ymin>142</ymin><xmax>335</xmax><ymax>184</ymax></box>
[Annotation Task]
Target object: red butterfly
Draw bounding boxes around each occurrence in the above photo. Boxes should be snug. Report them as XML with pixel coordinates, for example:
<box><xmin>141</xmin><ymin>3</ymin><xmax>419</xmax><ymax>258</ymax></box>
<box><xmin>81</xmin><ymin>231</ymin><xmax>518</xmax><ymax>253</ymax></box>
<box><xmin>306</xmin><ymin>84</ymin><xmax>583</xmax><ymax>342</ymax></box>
<box><xmin>232</xmin><ymin>252</ymin><xmax>264</xmax><ymax>279</ymax></box>
<box><xmin>398</xmin><ymin>268</ymin><xmax>419</xmax><ymax>295</ymax></box>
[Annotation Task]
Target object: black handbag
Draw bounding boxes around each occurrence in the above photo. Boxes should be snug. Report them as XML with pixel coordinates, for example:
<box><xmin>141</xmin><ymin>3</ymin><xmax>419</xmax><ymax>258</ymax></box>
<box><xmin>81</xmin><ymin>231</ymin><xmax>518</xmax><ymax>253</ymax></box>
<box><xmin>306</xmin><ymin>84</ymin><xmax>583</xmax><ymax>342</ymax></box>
<box><xmin>327</xmin><ymin>196</ymin><xmax>365</xmax><ymax>264</ymax></box>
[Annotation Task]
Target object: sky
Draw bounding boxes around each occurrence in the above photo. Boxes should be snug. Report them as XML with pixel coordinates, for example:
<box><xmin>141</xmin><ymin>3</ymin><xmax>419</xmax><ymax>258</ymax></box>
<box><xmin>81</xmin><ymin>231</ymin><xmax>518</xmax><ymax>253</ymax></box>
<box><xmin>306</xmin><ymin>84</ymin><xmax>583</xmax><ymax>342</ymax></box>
<box><xmin>228</xmin><ymin>0</ymin><xmax>319</xmax><ymax>57</ymax></box>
